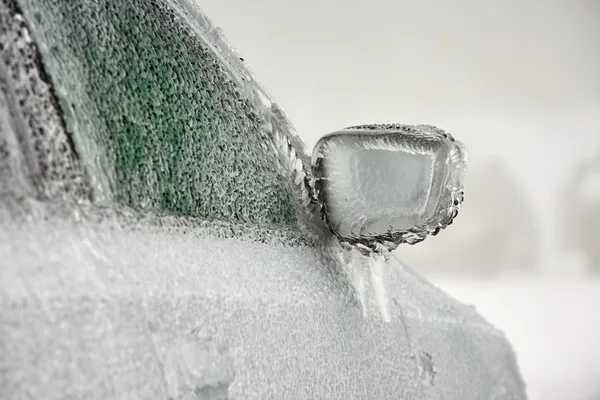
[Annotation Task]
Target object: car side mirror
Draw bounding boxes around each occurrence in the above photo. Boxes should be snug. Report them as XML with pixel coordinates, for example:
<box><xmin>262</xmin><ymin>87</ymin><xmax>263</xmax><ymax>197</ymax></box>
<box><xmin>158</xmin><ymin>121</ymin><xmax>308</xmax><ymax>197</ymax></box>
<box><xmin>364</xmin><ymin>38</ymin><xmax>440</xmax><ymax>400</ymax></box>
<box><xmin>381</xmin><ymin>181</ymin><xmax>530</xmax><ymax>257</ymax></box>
<box><xmin>311</xmin><ymin>124</ymin><xmax>468</xmax><ymax>252</ymax></box>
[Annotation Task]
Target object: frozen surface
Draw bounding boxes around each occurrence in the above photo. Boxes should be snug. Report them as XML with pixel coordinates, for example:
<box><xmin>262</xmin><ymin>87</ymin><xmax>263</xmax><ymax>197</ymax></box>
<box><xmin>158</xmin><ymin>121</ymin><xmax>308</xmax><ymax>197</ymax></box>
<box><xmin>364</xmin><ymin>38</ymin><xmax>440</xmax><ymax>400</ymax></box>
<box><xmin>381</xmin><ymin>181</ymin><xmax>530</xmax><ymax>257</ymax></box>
<box><xmin>0</xmin><ymin>202</ymin><xmax>525</xmax><ymax>399</ymax></box>
<box><xmin>312</xmin><ymin>124</ymin><xmax>467</xmax><ymax>248</ymax></box>
<box><xmin>1</xmin><ymin>0</ymin><xmax>526</xmax><ymax>397</ymax></box>
<box><xmin>0</xmin><ymin>2</ymin><xmax>89</xmax><ymax>200</ymax></box>
<box><xmin>10</xmin><ymin>0</ymin><xmax>299</xmax><ymax>226</ymax></box>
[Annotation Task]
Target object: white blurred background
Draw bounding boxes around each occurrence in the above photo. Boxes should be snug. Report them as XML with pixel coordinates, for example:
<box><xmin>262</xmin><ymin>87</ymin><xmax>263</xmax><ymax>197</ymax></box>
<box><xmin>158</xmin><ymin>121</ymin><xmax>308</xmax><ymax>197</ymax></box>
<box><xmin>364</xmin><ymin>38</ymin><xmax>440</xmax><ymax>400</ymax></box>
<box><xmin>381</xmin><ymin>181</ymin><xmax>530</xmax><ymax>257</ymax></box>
<box><xmin>201</xmin><ymin>1</ymin><xmax>600</xmax><ymax>398</ymax></box>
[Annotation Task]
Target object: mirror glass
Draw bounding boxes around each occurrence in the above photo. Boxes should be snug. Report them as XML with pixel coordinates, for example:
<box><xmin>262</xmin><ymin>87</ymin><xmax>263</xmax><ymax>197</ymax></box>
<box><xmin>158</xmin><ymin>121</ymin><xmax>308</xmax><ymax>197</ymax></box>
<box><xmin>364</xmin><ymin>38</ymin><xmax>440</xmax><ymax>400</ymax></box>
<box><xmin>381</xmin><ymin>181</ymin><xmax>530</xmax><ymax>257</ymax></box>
<box><xmin>311</xmin><ymin>124</ymin><xmax>468</xmax><ymax>248</ymax></box>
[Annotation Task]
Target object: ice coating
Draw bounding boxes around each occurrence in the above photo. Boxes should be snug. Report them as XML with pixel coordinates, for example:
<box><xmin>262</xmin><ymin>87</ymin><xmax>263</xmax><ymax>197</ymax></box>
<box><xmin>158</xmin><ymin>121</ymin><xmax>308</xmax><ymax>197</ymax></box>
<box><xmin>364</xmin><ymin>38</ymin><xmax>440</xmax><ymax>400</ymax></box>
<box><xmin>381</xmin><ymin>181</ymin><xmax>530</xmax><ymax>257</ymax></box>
<box><xmin>0</xmin><ymin>0</ymin><xmax>526</xmax><ymax>397</ymax></box>
<box><xmin>0</xmin><ymin>202</ymin><xmax>525</xmax><ymax>399</ymax></box>
<box><xmin>312</xmin><ymin>124</ymin><xmax>468</xmax><ymax>250</ymax></box>
<box><xmin>0</xmin><ymin>1</ymin><xmax>89</xmax><ymax>201</ymax></box>
<box><xmin>162</xmin><ymin>333</ymin><xmax>235</xmax><ymax>399</ymax></box>
<box><xmin>11</xmin><ymin>0</ymin><xmax>301</xmax><ymax>227</ymax></box>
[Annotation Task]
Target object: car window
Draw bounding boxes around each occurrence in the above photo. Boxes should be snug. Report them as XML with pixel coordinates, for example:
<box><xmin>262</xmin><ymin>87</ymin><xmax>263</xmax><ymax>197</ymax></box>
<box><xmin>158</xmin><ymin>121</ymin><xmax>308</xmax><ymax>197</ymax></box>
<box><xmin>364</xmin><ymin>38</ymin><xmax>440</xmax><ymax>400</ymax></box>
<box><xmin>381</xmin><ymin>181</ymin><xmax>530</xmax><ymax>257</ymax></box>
<box><xmin>11</xmin><ymin>0</ymin><xmax>299</xmax><ymax>227</ymax></box>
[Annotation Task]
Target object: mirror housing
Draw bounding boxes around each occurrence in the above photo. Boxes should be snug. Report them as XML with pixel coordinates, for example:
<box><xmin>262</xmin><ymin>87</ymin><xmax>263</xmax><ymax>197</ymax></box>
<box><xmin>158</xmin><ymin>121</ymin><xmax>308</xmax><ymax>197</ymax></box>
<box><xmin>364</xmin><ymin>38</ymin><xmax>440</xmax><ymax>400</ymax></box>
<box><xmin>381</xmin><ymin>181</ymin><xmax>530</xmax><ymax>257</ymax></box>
<box><xmin>311</xmin><ymin>124</ymin><xmax>468</xmax><ymax>251</ymax></box>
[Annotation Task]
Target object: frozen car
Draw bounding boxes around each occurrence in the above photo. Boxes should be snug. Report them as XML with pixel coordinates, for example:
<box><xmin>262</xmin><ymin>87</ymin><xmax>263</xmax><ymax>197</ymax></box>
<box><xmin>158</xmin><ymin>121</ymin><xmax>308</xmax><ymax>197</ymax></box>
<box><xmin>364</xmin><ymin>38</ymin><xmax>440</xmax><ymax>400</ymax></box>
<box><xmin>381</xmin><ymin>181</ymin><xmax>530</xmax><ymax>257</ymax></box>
<box><xmin>0</xmin><ymin>0</ymin><xmax>526</xmax><ymax>398</ymax></box>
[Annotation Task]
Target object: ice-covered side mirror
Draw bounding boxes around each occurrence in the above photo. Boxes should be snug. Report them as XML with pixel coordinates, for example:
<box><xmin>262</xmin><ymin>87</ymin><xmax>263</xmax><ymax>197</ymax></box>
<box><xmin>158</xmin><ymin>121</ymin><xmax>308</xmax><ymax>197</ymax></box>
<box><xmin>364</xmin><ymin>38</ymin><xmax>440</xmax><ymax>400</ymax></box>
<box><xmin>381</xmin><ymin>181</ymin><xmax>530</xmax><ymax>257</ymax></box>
<box><xmin>311</xmin><ymin>124</ymin><xmax>468</xmax><ymax>252</ymax></box>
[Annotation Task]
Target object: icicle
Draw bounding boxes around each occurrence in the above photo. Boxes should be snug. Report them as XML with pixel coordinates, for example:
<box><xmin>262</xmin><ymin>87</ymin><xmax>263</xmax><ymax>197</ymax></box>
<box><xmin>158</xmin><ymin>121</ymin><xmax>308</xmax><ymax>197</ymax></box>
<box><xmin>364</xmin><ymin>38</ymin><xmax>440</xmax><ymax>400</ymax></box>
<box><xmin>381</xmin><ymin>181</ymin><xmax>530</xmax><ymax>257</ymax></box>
<box><xmin>335</xmin><ymin>241</ymin><xmax>392</xmax><ymax>322</ymax></box>
<box><xmin>368</xmin><ymin>250</ymin><xmax>391</xmax><ymax>322</ymax></box>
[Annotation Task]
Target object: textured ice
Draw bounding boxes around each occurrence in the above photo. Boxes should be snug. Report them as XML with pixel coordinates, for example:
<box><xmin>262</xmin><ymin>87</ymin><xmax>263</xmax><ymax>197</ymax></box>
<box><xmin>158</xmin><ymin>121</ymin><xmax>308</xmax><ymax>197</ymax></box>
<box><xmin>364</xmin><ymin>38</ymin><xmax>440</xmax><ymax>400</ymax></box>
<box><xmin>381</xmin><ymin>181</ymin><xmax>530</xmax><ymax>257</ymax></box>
<box><xmin>163</xmin><ymin>332</ymin><xmax>234</xmax><ymax>399</ymax></box>
<box><xmin>0</xmin><ymin>0</ymin><xmax>525</xmax><ymax>398</ymax></box>
<box><xmin>312</xmin><ymin>124</ymin><xmax>467</xmax><ymax>250</ymax></box>
<box><xmin>0</xmin><ymin>1</ymin><xmax>89</xmax><ymax>201</ymax></box>
<box><xmin>0</xmin><ymin>202</ymin><xmax>525</xmax><ymax>399</ymax></box>
<box><xmin>10</xmin><ymin>0</ymin><xmax>300</xmax><ymax>227</ymax></box>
